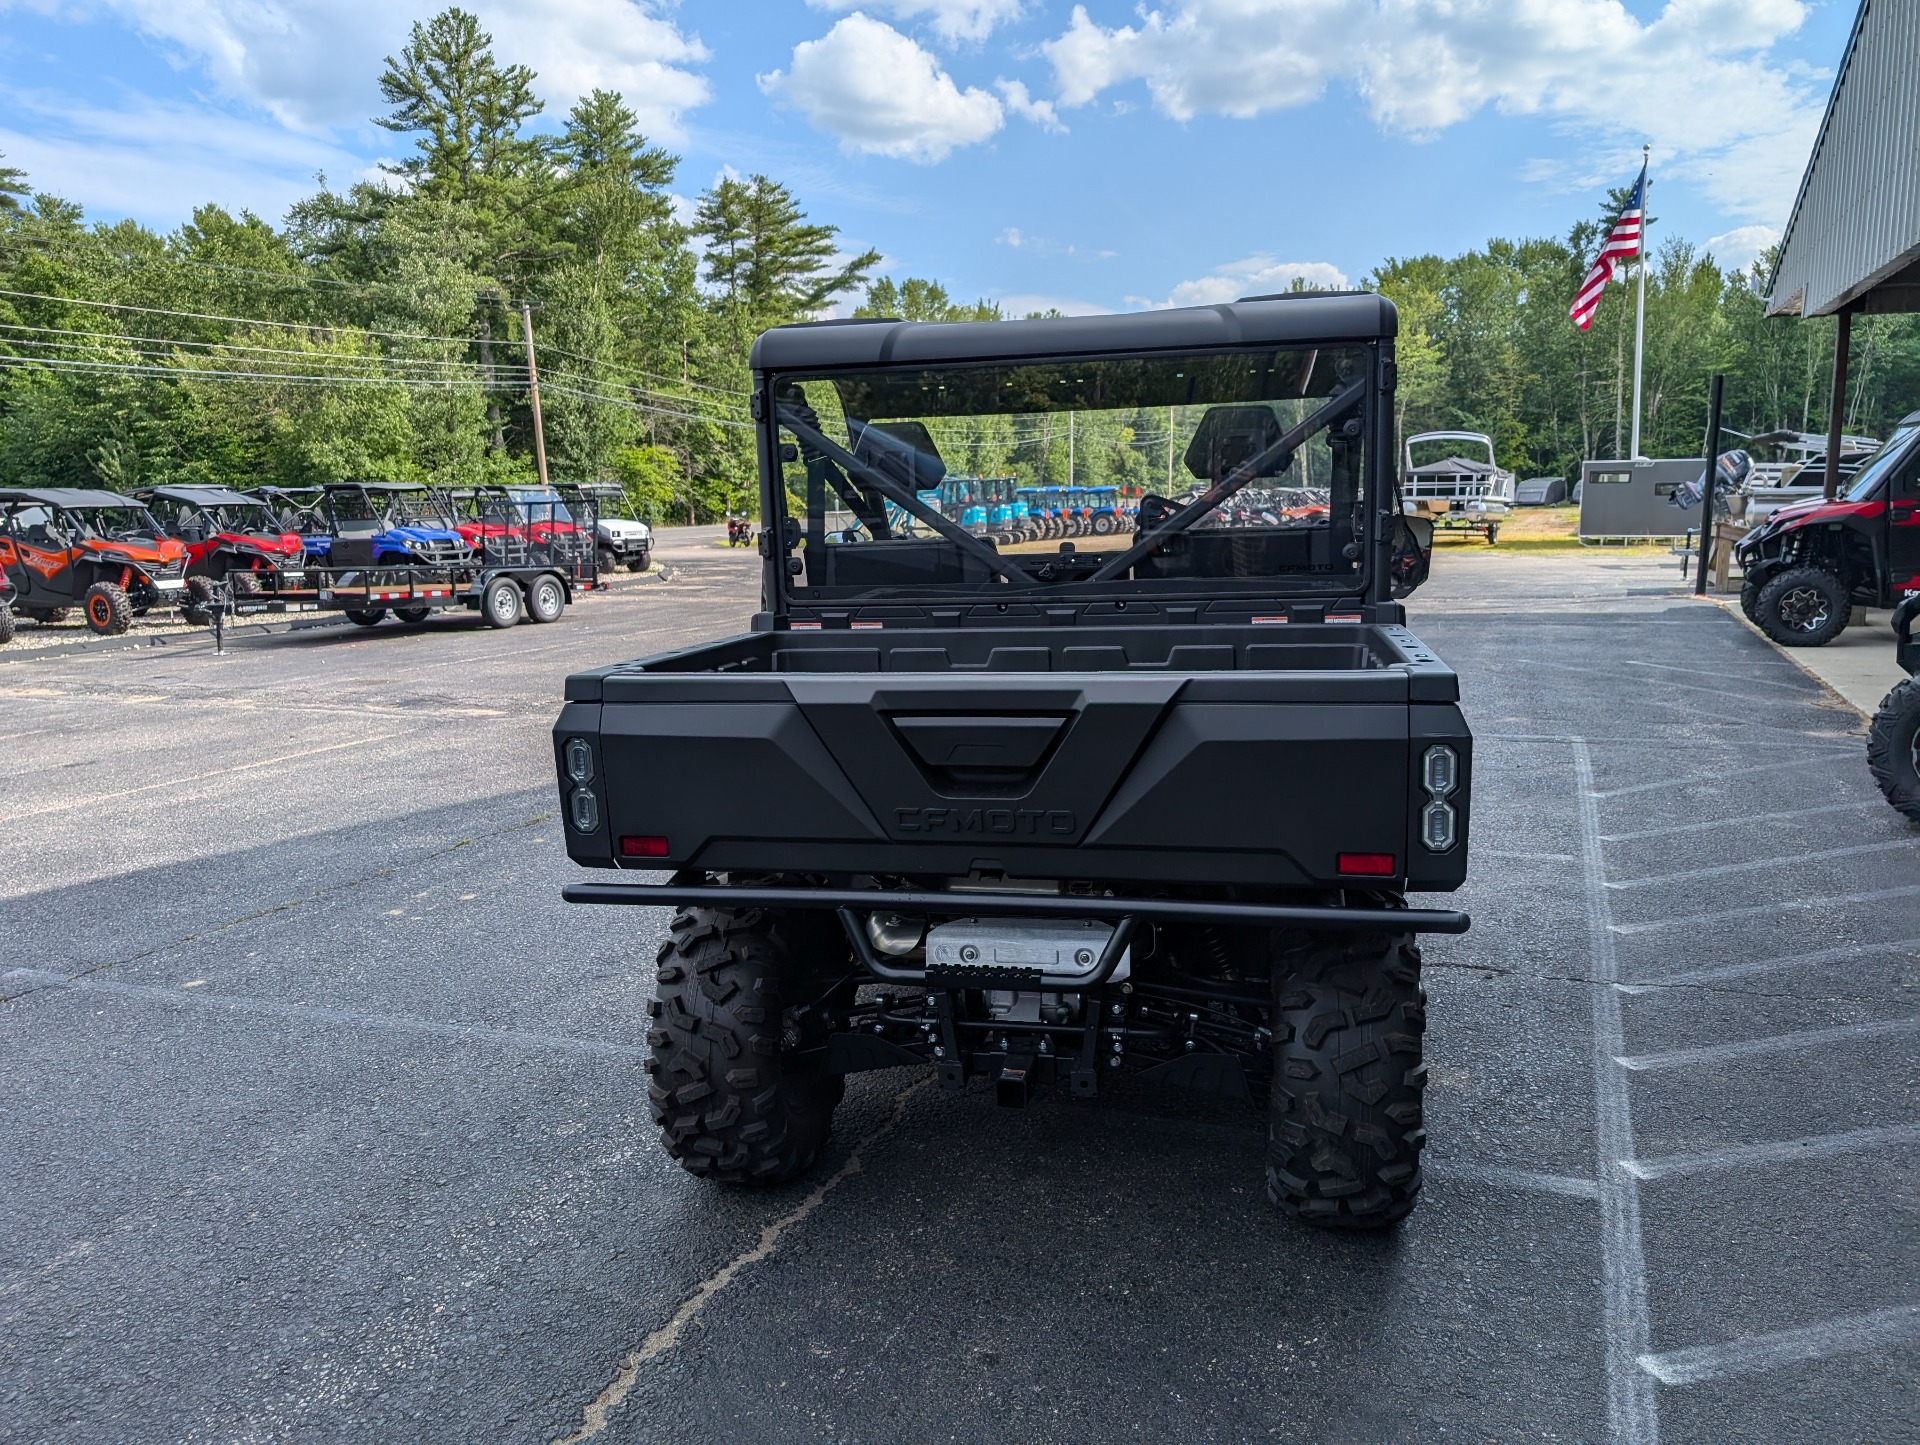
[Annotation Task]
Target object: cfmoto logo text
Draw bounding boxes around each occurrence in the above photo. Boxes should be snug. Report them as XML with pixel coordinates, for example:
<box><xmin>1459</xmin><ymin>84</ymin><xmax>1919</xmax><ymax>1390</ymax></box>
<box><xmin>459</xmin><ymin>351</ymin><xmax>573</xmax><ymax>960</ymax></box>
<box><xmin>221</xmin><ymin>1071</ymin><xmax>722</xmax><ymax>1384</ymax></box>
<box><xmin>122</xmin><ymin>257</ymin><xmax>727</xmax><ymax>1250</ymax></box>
<box><xmin>894</xmin><ymin>807</ymin><xmax>1076</xmax><ymax>835</ymax></box>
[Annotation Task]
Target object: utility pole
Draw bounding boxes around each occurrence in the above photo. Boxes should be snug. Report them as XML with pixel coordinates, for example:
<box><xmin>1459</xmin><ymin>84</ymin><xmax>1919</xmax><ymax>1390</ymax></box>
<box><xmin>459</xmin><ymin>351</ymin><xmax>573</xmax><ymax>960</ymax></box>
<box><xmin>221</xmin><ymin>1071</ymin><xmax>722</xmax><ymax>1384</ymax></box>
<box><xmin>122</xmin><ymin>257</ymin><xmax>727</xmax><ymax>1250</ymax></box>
<box><xmin>519</xmin><ymin>300</ymin><xmax>551</xmax><ymax>490</ymax></box>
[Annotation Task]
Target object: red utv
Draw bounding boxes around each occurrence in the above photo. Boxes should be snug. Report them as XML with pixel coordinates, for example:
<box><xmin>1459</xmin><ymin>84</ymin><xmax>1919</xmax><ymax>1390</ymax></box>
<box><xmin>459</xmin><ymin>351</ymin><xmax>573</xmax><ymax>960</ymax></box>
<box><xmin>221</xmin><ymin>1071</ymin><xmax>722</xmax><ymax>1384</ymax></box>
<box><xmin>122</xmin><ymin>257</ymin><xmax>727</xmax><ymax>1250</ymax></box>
<box><xmin>1735</xmin><ymin>409</ymin><xmax>1920</xmax><ymax>645</ymax></box>
<box><xmin>0</xmin><ymin>488</ymin><xmax>190</xmax><ymax>634</ymax></box>
<box><xmin>137</xmin><ymin>485</ymin><xmax>306</xmax><ymax>611</ymax></box>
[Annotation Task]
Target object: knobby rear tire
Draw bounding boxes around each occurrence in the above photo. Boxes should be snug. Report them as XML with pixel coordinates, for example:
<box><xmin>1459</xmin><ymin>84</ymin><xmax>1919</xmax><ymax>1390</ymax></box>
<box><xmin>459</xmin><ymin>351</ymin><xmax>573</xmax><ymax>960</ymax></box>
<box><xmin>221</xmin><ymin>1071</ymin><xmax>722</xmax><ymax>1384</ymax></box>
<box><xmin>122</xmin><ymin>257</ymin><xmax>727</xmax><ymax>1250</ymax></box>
<box><xmin>1867</xmin><ymin>678</ymin><xmax>1920</xmax><ymax>822</ymax></box>
<box><xmin>1268</xmin><ymin>931</ymin><xmax>1427</xmax><ymax>1230</ymax></box>
<box><xmin>647</xmin><ymin>907</ymin><xmax>844</xmax><ymax>1185</ymax></box>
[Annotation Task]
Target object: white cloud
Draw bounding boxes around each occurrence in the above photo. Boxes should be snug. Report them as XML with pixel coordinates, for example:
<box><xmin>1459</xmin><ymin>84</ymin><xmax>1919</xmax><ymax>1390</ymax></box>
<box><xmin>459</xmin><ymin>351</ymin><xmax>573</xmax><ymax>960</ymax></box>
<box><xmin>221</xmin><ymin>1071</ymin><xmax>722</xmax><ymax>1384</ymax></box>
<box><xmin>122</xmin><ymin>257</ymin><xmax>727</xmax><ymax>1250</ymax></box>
<box><xmin>1705</xmin><ymin>223</ymin><xmax>1779</xmax><ymax>273</ymax></box>
<box><xmin>760</xmin><ymin>14</ymin><xmax>1003</xmax><ymax>164</ymax></box>
<box><xmin>995</xmin><ymin>78</ymin><xmax>1065</xmax><ymax>133</ymax></box>
<box><xmin>0</xmin><ymin>90</ymin><xmax>362</xmax><ymax>223</ymax></box>
<box><xmin>806</xmin><ymin>0</ymin><xmax>1025</xmax><ymax>44</ymax></box>
<box><xmin>1042</xmin><ymin>0</ymin><xmax>1826</xmax><ymax>222</ymax></box>
<box><xmin>1137</xmin><ymin>256</ymin><xmax>1352</xmax><ymax>310</ymax></box>
<box><xmin>59</xmin><ymin>0</ymin><xmax>710</xmax><ymax>141</ymax></box>
<box><xmin>998</xmin><ymin>226</ymin><xmax>1025</xmax><ymax>247</ymax></box>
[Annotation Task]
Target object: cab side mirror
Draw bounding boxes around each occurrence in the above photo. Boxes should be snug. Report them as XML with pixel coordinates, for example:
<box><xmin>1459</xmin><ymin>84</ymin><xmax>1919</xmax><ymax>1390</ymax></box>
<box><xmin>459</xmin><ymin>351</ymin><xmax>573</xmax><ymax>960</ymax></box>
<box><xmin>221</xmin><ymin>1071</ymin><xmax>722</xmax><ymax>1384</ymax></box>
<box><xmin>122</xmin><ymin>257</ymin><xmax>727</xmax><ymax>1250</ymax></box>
<box><xmin>1389</xmin><ymin>515</ymin><xmax>1433</xmax><ymax>598</ymax></box>
<box><xmin>779</xmin><ymin>443</ymin><xmax>799</xmax><ymax>464</ymax></box>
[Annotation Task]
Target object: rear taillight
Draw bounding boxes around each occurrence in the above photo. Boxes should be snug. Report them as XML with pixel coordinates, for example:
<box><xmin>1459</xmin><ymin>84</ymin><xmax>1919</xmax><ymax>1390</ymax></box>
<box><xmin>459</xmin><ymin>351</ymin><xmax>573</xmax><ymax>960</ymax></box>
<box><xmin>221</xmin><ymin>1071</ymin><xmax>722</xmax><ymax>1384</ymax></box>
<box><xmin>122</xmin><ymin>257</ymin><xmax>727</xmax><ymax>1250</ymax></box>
<box><xmin>1337</xmin><ymin>852</ymin><xmax>1396</xmax><ymax>877</ymax></box>
<box><xmin>1420</xmin><ymin>744</ymin><xmax>1460</xmax><ymax>852</ymax></box>
<box><xmin>620</xmin><ymin>836</ymin><xmax>669</xmax><ymax>858</ymax></box>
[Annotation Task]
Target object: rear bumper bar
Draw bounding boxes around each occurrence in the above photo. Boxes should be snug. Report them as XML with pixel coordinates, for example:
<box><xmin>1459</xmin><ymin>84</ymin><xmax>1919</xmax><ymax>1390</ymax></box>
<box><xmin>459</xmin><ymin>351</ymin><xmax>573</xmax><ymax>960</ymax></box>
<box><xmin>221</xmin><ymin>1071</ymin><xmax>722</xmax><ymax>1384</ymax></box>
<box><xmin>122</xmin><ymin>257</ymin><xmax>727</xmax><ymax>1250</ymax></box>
<box><xmin>560</xmin><ymin>881</ymin><xmax>1470</xmax><ymax>934</ymax></box>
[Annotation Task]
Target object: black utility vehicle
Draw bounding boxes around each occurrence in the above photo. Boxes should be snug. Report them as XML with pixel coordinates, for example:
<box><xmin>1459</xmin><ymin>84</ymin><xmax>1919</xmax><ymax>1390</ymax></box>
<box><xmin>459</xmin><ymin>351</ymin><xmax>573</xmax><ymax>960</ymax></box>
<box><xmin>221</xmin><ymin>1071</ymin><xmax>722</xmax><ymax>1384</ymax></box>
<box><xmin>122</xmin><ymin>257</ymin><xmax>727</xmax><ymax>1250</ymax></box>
<box><xmin>553</xmin><ymin>296</ymin><xmax>1472</xmax><ymax>1229</ymax></box>
<box><xmin>1868</xmin><ymin>594</ymin><xmax>1920</xmax><ymax>821</ymax></box>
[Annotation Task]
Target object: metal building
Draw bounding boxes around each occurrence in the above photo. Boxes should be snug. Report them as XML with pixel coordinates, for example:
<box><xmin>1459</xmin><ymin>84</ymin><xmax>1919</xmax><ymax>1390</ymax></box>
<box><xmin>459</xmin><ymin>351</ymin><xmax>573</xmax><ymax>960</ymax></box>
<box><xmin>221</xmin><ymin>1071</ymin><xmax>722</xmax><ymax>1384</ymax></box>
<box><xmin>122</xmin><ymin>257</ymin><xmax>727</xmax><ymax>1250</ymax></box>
<box><xmin>1766</xmin><ymin>0</ymin><xmax>1920</xmax><ymax>493</ymax></box>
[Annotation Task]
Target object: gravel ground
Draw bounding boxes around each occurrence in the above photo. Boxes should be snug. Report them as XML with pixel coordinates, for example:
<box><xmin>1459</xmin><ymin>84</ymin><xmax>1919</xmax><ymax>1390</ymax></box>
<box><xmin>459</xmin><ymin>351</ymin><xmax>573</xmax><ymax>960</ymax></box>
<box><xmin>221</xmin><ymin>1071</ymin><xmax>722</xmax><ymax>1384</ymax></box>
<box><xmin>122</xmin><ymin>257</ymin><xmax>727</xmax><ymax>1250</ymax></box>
<box><xmin>1</xmin><ymin>545</ymin><xmax>1914</xmax><ymax>1444</ymax></box>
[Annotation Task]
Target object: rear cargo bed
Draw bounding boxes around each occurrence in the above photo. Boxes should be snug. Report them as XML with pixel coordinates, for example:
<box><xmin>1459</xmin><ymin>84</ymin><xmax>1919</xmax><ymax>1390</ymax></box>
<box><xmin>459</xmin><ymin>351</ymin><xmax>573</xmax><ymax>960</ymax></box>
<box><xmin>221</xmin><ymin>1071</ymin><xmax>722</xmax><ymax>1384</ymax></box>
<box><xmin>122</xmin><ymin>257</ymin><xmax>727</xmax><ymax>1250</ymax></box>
<box><xmin>557</xmin><ymin>621</ymin><xmax>1468</xmax><ymax>891</ymax></box>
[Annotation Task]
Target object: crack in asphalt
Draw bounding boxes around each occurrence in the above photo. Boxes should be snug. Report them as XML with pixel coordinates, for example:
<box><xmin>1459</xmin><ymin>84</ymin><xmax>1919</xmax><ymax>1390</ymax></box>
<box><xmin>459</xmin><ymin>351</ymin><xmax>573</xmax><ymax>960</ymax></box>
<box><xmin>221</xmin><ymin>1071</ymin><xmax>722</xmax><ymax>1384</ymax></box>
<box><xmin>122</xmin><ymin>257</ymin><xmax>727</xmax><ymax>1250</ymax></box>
<box><xmin>0</xmin><ymin>808</ymin><xmax>556</xmax><ymax>1003</ymax></box>
<box><xmin>552</xmin><ymin>1078</ymin><xmax>932</xmax><ymax>1445</ymax></box>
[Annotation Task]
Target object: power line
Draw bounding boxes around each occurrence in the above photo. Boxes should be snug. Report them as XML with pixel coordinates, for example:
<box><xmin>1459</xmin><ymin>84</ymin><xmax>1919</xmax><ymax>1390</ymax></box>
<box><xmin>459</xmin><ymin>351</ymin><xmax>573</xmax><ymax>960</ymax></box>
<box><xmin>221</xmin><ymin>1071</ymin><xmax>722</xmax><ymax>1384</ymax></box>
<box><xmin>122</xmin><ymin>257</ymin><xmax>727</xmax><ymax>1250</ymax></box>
<box><xmin>538</xmin><ymin>382</ymin><xmax>754</xmax><ymax>428</ymax></box>
<box><xmin>535</xmin><ymin>341</ymin><xmax>752</xmax><ymax>397</ymax></box>
<box><xmin>0</xmin><ymin>287</ymin><xmax>485</xmax><ymax>347</ymax></box>
<box><xmin>0</xmin><ymin>329</ymin><xmax>517</xmax><ymax>378</ymax></box>
<box><xmin>0</xmin><ymin>355</ymin><xmax>488</xmax><ymax>387</ymax></box>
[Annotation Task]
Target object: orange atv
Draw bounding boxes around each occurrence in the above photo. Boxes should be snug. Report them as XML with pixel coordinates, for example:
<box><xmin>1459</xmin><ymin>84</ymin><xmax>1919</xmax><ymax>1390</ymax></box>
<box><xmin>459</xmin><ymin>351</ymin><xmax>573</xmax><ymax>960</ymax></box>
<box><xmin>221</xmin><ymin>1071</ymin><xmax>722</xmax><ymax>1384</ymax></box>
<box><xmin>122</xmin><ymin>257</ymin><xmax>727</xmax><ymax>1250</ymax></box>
<box><xmin>0</xmin><ymin>488</ymin><xmax>190</xmax><ymax>635</ymax></box>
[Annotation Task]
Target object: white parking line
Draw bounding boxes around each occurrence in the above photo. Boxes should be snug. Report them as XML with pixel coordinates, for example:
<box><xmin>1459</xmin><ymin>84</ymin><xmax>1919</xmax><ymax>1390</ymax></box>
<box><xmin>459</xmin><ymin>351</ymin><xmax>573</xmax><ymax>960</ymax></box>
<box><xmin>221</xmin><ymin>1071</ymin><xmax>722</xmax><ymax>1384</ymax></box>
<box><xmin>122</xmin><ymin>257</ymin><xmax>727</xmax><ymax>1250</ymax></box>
<box><xmin>1637</xmin><ymin>1304</ymin><xmax>1920</xmax><ymax>1386</ymax></box>
<box><xmin>1601</xmin><ymin>800</ymin><xmax>1872</xmax><ymax>843</ymax></box>
<box><xmin>1618</xmin><ymin>936</ymin><xmax>1920</xmax><ymax>993</ymax></box>
<box><xmin>1605</xmin><ymin>838</ymin><xmax>1920</xmax><ymax>890</ymax></box>
<box><xmin>1609</xmin><ymin>885</ymin><xmax>1920</xmax><ymax>935</ymax></box>
<box><xmin>1</xmin><ymin>968</ymin><xmax>648</xmax><ymax>1062</ymax></box>
<box><xmin>1623</xmin><ymin>1123</ymin><xmax>1920</xmax><ymax>1182</ymax></box>
<box><xmin>1573</xmin><ymin>740</ymin><xmax>1662</xmax><ymax>1445</ymax></box>
<box><xmin>1615</xmin><ymin>1017</ymin><xmax>1920</xmax><ymax>1071</ymax></box>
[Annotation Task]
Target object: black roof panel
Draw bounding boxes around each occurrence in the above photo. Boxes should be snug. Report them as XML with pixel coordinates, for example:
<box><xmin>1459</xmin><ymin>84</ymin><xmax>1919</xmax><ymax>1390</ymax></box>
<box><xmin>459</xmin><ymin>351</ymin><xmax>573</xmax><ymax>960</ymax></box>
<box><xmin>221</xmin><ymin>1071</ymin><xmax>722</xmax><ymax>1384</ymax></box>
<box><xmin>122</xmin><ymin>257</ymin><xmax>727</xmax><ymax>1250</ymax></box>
<box><xmin>749</xmin><ymin>294</ymin><xmax>1397</xmax><ymax>373</ymax></box>
<box><xmin>0</xmin><ymin>487</ymin><xmax>142</xmax><ymax>508</ymax></box>
<box><xmin>140</xmin><ymin>485</ymin><xmax>264</xmax><ymax>507</ymax></box>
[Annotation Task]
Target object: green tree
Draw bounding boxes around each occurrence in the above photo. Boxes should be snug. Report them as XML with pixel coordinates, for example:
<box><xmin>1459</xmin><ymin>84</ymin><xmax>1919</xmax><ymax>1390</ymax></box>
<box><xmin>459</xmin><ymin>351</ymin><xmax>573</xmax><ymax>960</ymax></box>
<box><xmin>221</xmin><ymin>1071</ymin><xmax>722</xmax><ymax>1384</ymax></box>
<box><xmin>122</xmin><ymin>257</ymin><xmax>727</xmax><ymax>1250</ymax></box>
<box><xmin>856</xmin><ymin>276</ymin><xmax>1002</xmax><ymax>322</ymax></box>
<box><xmin>375</xmin><ymin>9</ymin><xmax>546</xmax><ymax>206</ymax></box>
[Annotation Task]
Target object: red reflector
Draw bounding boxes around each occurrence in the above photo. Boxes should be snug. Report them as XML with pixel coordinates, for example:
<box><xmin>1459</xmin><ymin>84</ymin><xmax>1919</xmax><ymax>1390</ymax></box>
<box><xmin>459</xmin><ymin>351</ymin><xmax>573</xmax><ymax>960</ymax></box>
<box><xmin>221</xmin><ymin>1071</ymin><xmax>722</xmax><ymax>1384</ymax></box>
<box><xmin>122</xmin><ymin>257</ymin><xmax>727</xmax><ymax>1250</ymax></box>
<box><xmin>620</xmin><ymin>836</ymin><xmax>670</xmax><ymax>858</ymax></box>
<box><xmin>1337</xmin><ymin>852</ymin><xmax>1396</xmax><ymax>876</ymax></box>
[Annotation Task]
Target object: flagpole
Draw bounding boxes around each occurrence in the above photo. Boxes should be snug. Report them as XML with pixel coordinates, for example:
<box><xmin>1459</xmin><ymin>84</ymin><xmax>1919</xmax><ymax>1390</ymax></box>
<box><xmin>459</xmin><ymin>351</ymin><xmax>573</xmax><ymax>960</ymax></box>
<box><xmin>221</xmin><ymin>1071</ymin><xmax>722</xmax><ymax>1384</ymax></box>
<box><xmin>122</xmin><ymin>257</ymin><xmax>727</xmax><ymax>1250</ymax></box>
<box><xmin>1629</xmin><ymin>145</ymin><xmax>1649</xmax><ymax>458</ymax></box>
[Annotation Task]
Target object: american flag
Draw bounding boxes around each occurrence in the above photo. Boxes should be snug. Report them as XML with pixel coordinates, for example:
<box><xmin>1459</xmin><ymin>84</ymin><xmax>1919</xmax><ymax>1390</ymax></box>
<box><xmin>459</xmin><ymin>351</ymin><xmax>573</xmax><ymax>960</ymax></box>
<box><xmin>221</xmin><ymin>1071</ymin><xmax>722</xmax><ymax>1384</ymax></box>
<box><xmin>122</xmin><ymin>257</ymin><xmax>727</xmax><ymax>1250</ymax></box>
<box><xmin>1569</xmin><ymin>166</ymin><xmax>1646</xmax><ymax>331</ymax></box>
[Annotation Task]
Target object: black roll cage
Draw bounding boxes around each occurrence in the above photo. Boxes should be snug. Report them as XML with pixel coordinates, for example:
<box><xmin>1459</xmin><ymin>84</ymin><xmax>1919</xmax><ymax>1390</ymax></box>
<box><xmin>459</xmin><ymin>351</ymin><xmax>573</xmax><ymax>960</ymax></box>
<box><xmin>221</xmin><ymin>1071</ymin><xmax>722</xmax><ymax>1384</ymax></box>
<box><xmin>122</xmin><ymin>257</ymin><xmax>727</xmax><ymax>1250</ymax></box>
<box><xmin>753</xmin><ymin>341</ymin><xmax>1396</xmax><ymax>617</ymax></box>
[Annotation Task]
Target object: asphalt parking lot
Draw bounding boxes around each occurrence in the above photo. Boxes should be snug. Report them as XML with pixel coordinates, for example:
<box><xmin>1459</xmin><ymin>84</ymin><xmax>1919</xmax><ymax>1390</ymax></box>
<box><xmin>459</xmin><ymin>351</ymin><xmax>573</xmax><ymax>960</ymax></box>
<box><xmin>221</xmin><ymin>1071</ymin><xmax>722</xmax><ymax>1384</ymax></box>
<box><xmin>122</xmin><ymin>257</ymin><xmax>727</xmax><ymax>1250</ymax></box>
<box><xmin>2</xmin><ymin>537</ymin><xmax>1915</xmax><ymax>1443</ymax></box>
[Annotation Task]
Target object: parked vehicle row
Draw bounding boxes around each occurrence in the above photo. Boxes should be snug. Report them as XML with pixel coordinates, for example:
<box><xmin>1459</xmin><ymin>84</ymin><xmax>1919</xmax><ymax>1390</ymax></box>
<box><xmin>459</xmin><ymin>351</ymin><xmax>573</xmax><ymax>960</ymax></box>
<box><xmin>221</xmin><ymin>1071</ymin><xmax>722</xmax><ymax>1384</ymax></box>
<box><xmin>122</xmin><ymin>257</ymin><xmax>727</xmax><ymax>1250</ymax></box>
<box><xmin>0</xmin><ymin>479</ymin><xmax>658</xmax><ymax>639</ymax></box>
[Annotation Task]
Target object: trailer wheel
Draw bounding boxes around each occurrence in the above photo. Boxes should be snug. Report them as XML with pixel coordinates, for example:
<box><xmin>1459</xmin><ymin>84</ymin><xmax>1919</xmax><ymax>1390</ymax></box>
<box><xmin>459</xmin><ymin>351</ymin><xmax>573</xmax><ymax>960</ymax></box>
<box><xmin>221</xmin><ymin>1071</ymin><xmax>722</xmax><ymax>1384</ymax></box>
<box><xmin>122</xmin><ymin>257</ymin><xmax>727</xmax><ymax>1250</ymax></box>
<box><xmin>83</xmin><ymin>582</ymin><xmax>133</xmax><ymax>636</ymax></box>
<box><xmin>525</xmin><ymin>575</ymin><xmax>566</xmax><ymax>623</ymax></box>
<box><xmin>1268</xmin><ymin>930</ymin><xmax>1426</xmax><ymax>1230</ymax></box>
<box><xmin>647</xmin><ymin>907</ymin><xmax>844</xmax><ymax>1185</ymax></box>
<box><xmin>345</xmin><ymin>609</ymin><xmax>387</xmax><ymax>627</ymax></box>
<box><xmin>394</xmin><ymin>606</ymin><xmax>433</xmax><ymax>626</ymax></box>
<box><xmin>1486</xmin><ymin>523</ymin><xmax>1500</xmax><ymax>545</ymax></box>
<box><xmin>1756</xmin><ymin>566</ymin><xmax>1851</xmax><ymax>647</ymax></box>
<box><xmin>1867</xmin><ymin>678</ymin><xmax>1920</xmax><ymax>822</ymax></box>
<box><xmin>481</xmin><ymin>577</ymin><xmax>523</xmax><ymax>628</ymax></box>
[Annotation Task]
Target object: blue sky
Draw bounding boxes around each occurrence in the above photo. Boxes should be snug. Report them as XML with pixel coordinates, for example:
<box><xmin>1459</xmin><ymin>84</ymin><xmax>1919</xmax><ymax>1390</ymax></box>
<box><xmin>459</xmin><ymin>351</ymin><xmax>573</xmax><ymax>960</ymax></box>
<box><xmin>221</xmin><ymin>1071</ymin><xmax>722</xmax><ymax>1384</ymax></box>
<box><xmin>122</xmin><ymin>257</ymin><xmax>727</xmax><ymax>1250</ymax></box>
<box><xmin>0</xmin><ymin>0</ymin><xmax>1858</xmax><ymax>314</ymax></box>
